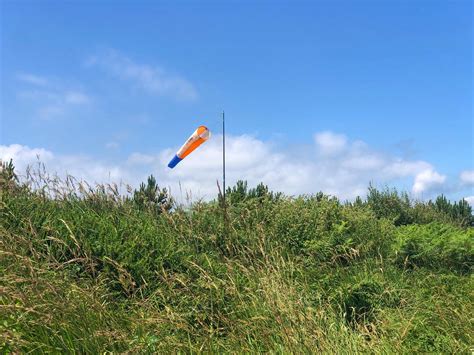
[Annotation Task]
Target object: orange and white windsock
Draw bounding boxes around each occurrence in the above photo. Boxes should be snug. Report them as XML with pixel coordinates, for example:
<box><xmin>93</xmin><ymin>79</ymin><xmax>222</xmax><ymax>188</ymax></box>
<box><xmin>168</xmin><ymin>125</ymin><xmax>210</xmax><ymax>168</ymax></box>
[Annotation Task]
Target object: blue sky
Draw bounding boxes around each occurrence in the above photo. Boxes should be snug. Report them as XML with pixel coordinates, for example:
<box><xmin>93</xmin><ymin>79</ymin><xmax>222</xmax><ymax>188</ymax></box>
<box><xmin>1</xmin><ymin>0</ymin><xmax>473</xmax><ymax>202</ymax></box>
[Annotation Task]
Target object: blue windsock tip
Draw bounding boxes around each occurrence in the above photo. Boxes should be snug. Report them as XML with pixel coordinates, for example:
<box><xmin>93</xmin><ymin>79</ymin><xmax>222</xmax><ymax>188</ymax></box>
<box><xmin>168</xmin><ymin>155</ymin><xmax>182</xmax><ymax>168</ymax></box>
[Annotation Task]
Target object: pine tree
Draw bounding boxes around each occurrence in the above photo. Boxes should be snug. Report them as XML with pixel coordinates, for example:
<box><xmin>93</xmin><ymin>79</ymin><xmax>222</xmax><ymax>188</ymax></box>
<box><xmin>133</xmin><ymin>175</ymin><xmax>173</xmax><ymax>214</ymax></box>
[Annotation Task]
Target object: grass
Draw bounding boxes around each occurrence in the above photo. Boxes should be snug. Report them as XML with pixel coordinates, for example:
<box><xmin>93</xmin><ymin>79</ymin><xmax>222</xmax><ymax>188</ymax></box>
<box><xmin>0</xmin><ymin>166</ymin><xmax>473</xmax><ymax>353</ymax></box>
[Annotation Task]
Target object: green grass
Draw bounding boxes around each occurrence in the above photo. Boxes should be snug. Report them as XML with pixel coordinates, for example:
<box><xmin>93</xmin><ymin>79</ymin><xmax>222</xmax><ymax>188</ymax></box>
<box><xmin>1</xmin><ymin>171</ymin><xmax>473</xmax><ymax>353</ymax></box>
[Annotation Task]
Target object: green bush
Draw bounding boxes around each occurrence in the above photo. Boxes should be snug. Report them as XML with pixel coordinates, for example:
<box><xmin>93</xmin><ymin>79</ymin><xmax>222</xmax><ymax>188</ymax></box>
<box><xmin>132</xmin><ymin>175</ymin><xmax>173</xmax><ymax>215</ymax></box>
<box><xmin>304</xmin><ymin>207</ymin><xmax>394</xmax><ymax>265</ymax></box>
<box><xmin>272</xmin><ymin>194</ymin><xmax>342</xmax><ymax>252</ymax></box>
<box><xmin>367</xmin><ymin>185</ymin><xmax>413</xmax><ymax>226</ymax></box>
<box><xmin>365</xmin><ymin>186</ymin><xmax>473</xmax><ymax>227</ymax></box>
<box><xmin>394</xmin><ymin>223</ymin><xmax>474</xmax><ymax>273</ymax></box>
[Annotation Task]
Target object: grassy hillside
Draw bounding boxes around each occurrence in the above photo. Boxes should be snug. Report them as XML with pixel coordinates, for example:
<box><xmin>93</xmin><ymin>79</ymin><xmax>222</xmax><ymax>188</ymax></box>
<box><xmin>1</xmin><ymin>163</ymin><xmax>473</xmax><ymax>353</ymax></box>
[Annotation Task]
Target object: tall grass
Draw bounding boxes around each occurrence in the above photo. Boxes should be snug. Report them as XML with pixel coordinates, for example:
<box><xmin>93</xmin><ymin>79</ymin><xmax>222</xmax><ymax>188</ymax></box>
<box><xmin>1</xmin><ymin>164</ymin><xmax>473</xmax><ymax>352</ymax></box>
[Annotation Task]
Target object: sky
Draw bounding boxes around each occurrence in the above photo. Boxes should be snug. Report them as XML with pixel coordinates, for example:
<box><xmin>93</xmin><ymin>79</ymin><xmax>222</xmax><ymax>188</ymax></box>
<box><xmin>1</xmin><ymin>0</ymin><xmax>473</xmax><ymax>203</ymax></box>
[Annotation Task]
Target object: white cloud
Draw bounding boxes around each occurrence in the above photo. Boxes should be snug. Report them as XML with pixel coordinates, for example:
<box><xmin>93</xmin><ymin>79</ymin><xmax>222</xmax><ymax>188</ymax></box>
<box><xmin>460</xmin><ymin>170</ymin><xmax>474</xmax><ymax>185</ymax></box>
<box><xmin>382</xmin><ymin>160</ymin><xmax>432</xmax><ymax>177</ymax></box>
<box><xmin>86</xmin><ymin>50</ymin><xmax>198</xmax><ymax>101</ymax></box>
<box><xmin>314</xmin><ymin>131</ymin><xmax>347</xmax><ymax>155</ymax></box>
<box><xmin>412</xmin><ymin>169</ymin><xmax>446</xmax><ymax>196</ymax></box>
<box><xmin>0</xmin><ymin>144</ymin><xmax>54</xmax><ymax>164</ymax></box>
<box><xmin>0</xmin><ymin>144</ymin><xmax>126</xmax><ymax>185</ymax></box>
<box><xmin>0</xmin><ymin>132</ymin><xmax>452</xmax><ymax>201</ymax></box>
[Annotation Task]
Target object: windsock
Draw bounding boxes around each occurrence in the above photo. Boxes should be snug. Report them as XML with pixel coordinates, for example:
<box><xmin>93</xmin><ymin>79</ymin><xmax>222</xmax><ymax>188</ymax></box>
<box><xmin>168</xmin><ymin>125</ymin><xmax>210</xmax><ymax>168</ymax></box>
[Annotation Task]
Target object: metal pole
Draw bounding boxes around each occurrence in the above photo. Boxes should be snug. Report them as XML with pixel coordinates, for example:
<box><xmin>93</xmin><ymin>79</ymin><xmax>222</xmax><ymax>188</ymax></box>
<box><xmin>222</xmin><ymin>111</ymin><xmax>226</xmax><ymax>204</ymax></box>
<box><xmin>222</xmin><ymin>110</ymin><xmax>228</xmax><ymax>243</ymax></box>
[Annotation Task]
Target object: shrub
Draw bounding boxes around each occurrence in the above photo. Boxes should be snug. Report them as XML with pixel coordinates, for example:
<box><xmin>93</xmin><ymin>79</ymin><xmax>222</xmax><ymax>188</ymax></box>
<box><xmin>394</xmin><ymin>223</ymin><xmax>474</xmax><ymax>273</ymax></box>
<box><xmin>272</xmin><ymin>195</ymin><xmax>342</xmax><ymax>252</ymax></box>
<box><xmin>132</xmin><ymin>175</ymin><xmax>173</xmax><ymax>215</ymax></box>
<box><xmin>367</xmin><ymin>185</ymin><xmax>413</xmax><ymax>226</ymax></box>
<box><xmin>226</xmin><ymin>180</ymin><xmax>281</xmax><ymax>205</ymax></box>
<box><xmin>366</xmin><ymin>186</ymin><xmax>473</xmax><ymax>227</ymax></box>
<box><xmin>303</xmin><ymin>206</ymin><xmax>394</xmax><ymax>265</ymax></box>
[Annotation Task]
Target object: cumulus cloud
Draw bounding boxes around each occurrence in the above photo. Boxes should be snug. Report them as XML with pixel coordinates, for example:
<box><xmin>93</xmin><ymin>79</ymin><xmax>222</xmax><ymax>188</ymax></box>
<box><xmin>460</xmin><ymin>170</ymin><xmax>474</xmax><ymax>186</ymax></box>
<box><xmin>314</xmin><ymin>131</ymin><xmax>347</xmax><ymax>155</ymax></box>
<box><xmin>412</xmin><ymin>169</ymin><xmax>446</xmax><ymax>196</ymax></box>
<box><xmin>0</xmin><ymin>144</ymin><xmax>54</xmax><ymax>164</ymax></box>
<box><xmin>86</xmin><ymin>50</ymin><xmax>198</xmax><ymax>101</ymax></box>
<box><xmin>0</xmin><ymin>144</ymin><xmax>125</xmax><ymax>184</ymax></box>
<box><xmin>0</xmin><ymin>132</ymin><xmax>451</xmax><ymax>201</ymax></box>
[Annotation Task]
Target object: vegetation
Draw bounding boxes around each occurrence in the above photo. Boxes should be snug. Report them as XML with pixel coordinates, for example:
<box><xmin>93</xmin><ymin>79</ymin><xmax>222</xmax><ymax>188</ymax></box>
<box><xmin>1</xmin><ymin>160</ymin><xmax>473</xmax><ymax>353</ymax></box>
